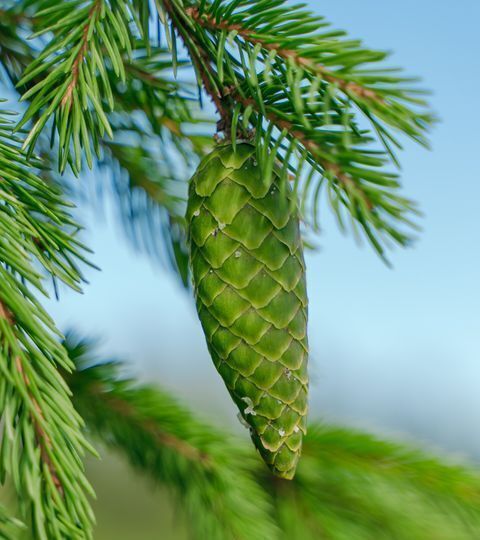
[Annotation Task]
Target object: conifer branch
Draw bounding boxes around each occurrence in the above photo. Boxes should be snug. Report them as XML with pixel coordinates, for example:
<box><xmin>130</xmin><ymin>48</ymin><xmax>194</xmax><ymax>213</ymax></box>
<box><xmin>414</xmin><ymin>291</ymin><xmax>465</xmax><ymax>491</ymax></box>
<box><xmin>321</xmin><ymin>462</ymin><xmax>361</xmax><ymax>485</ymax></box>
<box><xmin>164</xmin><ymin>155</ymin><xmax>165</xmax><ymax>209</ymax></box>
<box><xmin>156</xmin><ymin>0</ymin><xmax>433</xmax><ymax>257</ymax></box>
<box><xmin>86</xmin><ymin>375</ymin><xmax>211</xmax><ymax>464</ymax></box>
<box><xmin>1</xmin><ymin>17</ymin><xmax>208</xmax><ymax>282</ymax></box>
<box><xmin>160</xmin><ymin>0</ymin><xmax>233</xmax><ymax>128</ymax></box>
<box><xmin>269</xmin><ymin>425</ymin><xmax>480</xmax><ymax>539</ymax></box>
<box><xmin>302</xmin><ymin>425</ymin><xmax>480</xmax><ymax>513</ymax></box>
<box><xmin>228</xmin><ymin>88</ymin><xmax>375</xmax><ymax>209</ymax></box>
<box><xmin>0</xmin><ymin>301</ymin><xmax>63</xmax><ymax>493</ymax></box>
<box><xmin>0</xmin><ymin>105</ymin><xmax>95</xmax><ymax>539</ymax></box>
<box><xmin>0</xmin><ymin>5</ymin><xmax>35</xmax><ymax>83</ymax></box>
<box><xmin>65</xmin><ymin>333</ymin><xmax>280</xmax><ymax>540</ymax></box>
<box><xmin>65</xmin><ymin>334</ymin><xmax>480</xmax><ymax>540</ymax></box>
<box><xmin>14</xmin><ymin>353</ymin><xmax>64</xmax><ymax>493</ymax></box>
<box><xmin>14</xmin><ymin>0</ymin><xmax>142</xmax><ymax>172</ymax></box>
<box><xmin>186</xmin><ymin>6</ymin><xmax>384</xmax><ymax>104</ymax></box>
<box><xmin>97</xmin><ymin>133</ymin><xmax>192</xmax><ymax>283</ymax></box>
<box><xmin>6</xmin><ymin>0</ymin><xmax>433</xmax><ymax>257</ymax></box>
<box><xmin>60</xmin><ymin>0</ymin><xmax>102</xmax><ymax>109</ymax></box>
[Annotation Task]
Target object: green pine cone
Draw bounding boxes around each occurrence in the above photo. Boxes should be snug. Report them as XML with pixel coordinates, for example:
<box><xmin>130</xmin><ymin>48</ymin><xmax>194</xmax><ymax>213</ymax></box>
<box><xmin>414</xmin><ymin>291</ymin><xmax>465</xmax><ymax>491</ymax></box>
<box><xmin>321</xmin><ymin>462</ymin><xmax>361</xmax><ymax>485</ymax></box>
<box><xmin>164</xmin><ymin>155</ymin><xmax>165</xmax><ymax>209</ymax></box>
<box><xmin>186</xmin><ymin>143</ymin><xmax>308</xmax><ymax>479</ymax></box>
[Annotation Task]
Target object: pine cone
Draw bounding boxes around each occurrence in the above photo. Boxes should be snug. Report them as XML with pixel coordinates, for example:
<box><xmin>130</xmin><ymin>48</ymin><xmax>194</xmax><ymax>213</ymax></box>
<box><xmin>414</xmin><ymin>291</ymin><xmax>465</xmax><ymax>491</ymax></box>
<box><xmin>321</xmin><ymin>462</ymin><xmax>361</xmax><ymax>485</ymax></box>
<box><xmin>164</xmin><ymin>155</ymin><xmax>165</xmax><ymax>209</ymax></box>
<box><xmin>187</xmin><ymin>143</ymin><xmax>308</xmax><ymax>479</ymax></box>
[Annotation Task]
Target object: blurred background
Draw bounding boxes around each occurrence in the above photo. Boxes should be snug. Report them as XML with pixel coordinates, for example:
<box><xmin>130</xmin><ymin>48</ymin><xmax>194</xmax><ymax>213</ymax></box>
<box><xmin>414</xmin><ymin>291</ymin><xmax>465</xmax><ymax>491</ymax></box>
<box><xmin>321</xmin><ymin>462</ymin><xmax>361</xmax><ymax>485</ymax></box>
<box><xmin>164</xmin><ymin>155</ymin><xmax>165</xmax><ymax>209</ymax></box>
<box><xmin>34</xmin><ymin>0</ymin><xmax>480</xmax><ymax>537</ymax></box>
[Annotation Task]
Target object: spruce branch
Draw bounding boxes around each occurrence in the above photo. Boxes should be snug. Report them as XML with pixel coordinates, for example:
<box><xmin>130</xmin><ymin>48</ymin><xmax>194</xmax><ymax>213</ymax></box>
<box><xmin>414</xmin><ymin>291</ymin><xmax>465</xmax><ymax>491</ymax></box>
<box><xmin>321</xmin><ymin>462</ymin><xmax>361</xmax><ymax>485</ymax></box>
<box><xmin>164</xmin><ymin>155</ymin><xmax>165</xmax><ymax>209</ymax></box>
<box><xmin>269</xmin><ymin>425</ymin><xmax>480</xmax><ymax>539</ymax></box>
<box><xmin>108</xmin><ymin>46</ymin><xmax>213</xmax><ymax>148</ymax></box>
<box><xmin>87</xmin><ymin>48</ymin><xmax>212</xmax><ymax>282</ymax></box>
<box><xmin>60</xmin><ymin>1</ymin><xmax>103</xmax><ymax>108</ymax></box>
<box><xmin>0</xmin><ymin>105</ymin><xmax>95</xmax><ymax>539</ymax></box>
<box><xmin>11</xmin><ymin>341</ymin><xmax>63</xmax><ymax>494</ymax></box>
<box><xmin>5</xmin><ymin>0</ymin><xmax>432</xmax><ymax>258</ymax></box>
<box><xmin>15</xmin><ymin>0</ymin><xmax>143</xmax><ymax>172</ymax></box>
<box><xmin>91</xmin><ymin>48</ymin><xmax>212</xmax><ymax>282</ymax></box>
<box><xmin>185</xmin><ymin>6</ymin><xmax>384</xmax><ymax>103</ymax></box>
<box><xmin>1</xmin><ymin>20</ymin><xmax>210</xmax><ymax>283</ymax></box>
<box><xmin>65</xmin><ymin>332</ymin><xmax>281</xmax><ymax>540</ymax></box>
<box><xmin>65</xmin><ymin>334</ymin><xmax>480</xmax><ymax>540</ymax></box>
<box><xmin>302</xmin><ymin>425</ymin><xmax>480</xmax><ymax>515</ymax></box>
<box><xmin>156</xmin><ymin>0</ymin><xmax>434</xmax><ymax>257</ymax></box>
<box><xmin>159</xmin><ymin>0</ymin><xmax>234</xmax><ymax>129</ymax></box>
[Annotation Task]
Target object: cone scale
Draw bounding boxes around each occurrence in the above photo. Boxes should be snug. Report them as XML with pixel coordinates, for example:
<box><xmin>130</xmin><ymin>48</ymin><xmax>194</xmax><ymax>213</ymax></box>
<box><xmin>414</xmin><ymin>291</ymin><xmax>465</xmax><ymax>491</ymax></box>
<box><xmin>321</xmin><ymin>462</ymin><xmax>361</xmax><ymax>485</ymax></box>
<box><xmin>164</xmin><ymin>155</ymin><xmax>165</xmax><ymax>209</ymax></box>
<box><xmin>187</xmin><ymin>143</ymin><xmax>308</xmax><ymax>479</ymax></box>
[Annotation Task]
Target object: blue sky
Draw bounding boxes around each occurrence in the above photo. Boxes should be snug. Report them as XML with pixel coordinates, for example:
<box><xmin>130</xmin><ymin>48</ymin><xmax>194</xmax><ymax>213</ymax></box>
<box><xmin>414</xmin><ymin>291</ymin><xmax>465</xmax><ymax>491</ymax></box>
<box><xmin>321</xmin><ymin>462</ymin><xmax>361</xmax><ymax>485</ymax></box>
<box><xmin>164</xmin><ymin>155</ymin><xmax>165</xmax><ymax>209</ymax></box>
<box><xmin>46</xmin><ymin>1</ymin><xmax>480</xmax><ymax>458</ymax></box>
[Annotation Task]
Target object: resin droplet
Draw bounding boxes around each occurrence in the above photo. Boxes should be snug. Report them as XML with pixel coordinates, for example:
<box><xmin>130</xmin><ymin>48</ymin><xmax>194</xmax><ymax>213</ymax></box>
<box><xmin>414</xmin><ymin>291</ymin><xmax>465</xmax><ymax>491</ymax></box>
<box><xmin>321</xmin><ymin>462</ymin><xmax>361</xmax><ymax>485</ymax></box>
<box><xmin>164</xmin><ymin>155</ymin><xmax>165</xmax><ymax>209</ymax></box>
<box><xmin>241</xmin><ymin>396</ymin><xmax>257</xmax><ymax>416</ymax></box>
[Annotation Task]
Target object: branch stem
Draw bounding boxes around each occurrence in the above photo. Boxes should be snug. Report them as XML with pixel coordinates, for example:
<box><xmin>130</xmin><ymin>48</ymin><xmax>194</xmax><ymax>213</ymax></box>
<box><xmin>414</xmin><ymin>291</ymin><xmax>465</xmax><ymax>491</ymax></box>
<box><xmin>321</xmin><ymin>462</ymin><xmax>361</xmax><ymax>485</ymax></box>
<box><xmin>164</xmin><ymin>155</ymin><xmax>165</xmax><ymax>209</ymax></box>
<box><xmin>186</xmin><ymin>7</ymin><xmax>383</xmax><ymax>103</ymax></box>
<box><xmin>86</xmin><ymin>380</ymin><xmax>212</xmax><ymax>466</ymax></box>
<box><xmin>61</xmin><ymin>0</ymin><xmax>101</xmax><ymax>108</ymax></box>
<box><xmin>0</xmin><ymin>300</ymin><xmax>63</xmax><ymax>494</ymax></box>
<box><xmin>161</xmin><ymin>0</ymin><xmax>233</xmax><ymax>129</ymax></box>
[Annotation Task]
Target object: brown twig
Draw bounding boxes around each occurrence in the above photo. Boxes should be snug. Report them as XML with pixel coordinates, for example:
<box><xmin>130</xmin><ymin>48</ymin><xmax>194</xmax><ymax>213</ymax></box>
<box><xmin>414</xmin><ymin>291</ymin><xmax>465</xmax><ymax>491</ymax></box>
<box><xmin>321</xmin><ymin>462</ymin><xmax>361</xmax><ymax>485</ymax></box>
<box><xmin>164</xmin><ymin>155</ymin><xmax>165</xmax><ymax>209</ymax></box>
<box><xmin>164</xmin><ymin>2</ymin><xmax>372</xmax><ymax>208</ymax></box>
<box><xmin>61</xmin><ymin>0</ymin><xmax>101</xmax><ymax>108</ymax></box>
<box><xmin>186</xmin><ymin>7</ymin><xmax>383</xmax><ymax>103</ymax></box>
<box><xmin>15</xmin><ymin>357</ymin><xmax>64</xmax><ymax>493</ymax></box>
<box><xmin>0</xmin><ymin>300</ymin><xmax>64</xmax><ymax>494</ymax></box>
<box><xmin>88</xmin><ymin>381</ymin><xmax>212</xmax><ymax>466</ymax></box>
<box><xmin>0</xmin><ymin>300</ymin><xmax>13</xmax><ymax>324</ymax></box>
<box><xmin>162</xmin><ymin>0</ymin><xmax>233</xmax><ymax>130</ymax></box>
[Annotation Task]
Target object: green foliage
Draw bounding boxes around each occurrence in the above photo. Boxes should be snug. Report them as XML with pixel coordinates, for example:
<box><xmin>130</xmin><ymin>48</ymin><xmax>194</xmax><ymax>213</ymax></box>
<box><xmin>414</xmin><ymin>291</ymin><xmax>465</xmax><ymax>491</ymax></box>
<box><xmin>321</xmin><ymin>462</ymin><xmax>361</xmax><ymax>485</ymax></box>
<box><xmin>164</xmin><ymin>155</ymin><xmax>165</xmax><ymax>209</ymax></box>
<box><xmin>7</xmin><ymin>0</ymin><xmax>433</xmax><ymax>258</ymax></box>
<box><xmin>0</xmin><ymin>2</ymin><xmax>464</xmax><ymax>539</ymax></box>
<box><xmin>16</xmin><ymin>0</ymin><xmax>144</xmax><ymax>172</ymax></box>
<box><xmin>65</xmin><ymin>335</ymin><xmax>480</xmax><ymax>540</ymax></box>
<box><xmin>0</xmin><ymin>6</ymin><xmax>34</xmax><ymax>84</ymax></box>
<box><xmin>155</xmin><ymin>0</ymin><xmax>434</xmax><ymax>257</ymax></box>
<box><xmin>94</xmin><ymin>75</ymin><xmax>212</xmax><ymax>283</ymax></box>
<box><xmin>0</xmin><ymin>105</ymin><xmax>95</xmax><ymax>539</ymax></box>
<box><xmin>98</xmin><ymin>47</ymin><xmax>212</xmax><ymax>280</ymax></box>
<box><xmin>0</xmin><ymin>3</ymin><xmax>205</xmax><ymax>279</ymax></box>
<box><xmin>271</xmin><ymin>426</ymin><xmax>480</xmax><ymax>539</ymax></box>
<box><xmin>65</xmin><ymin>332</ymin><xmax>280</xmax><ymax>540</ymax></box>
<box><xmin>108</xmin><ymin>46</ymin><xmax>211</xmax><ymax>143</ymax></box>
